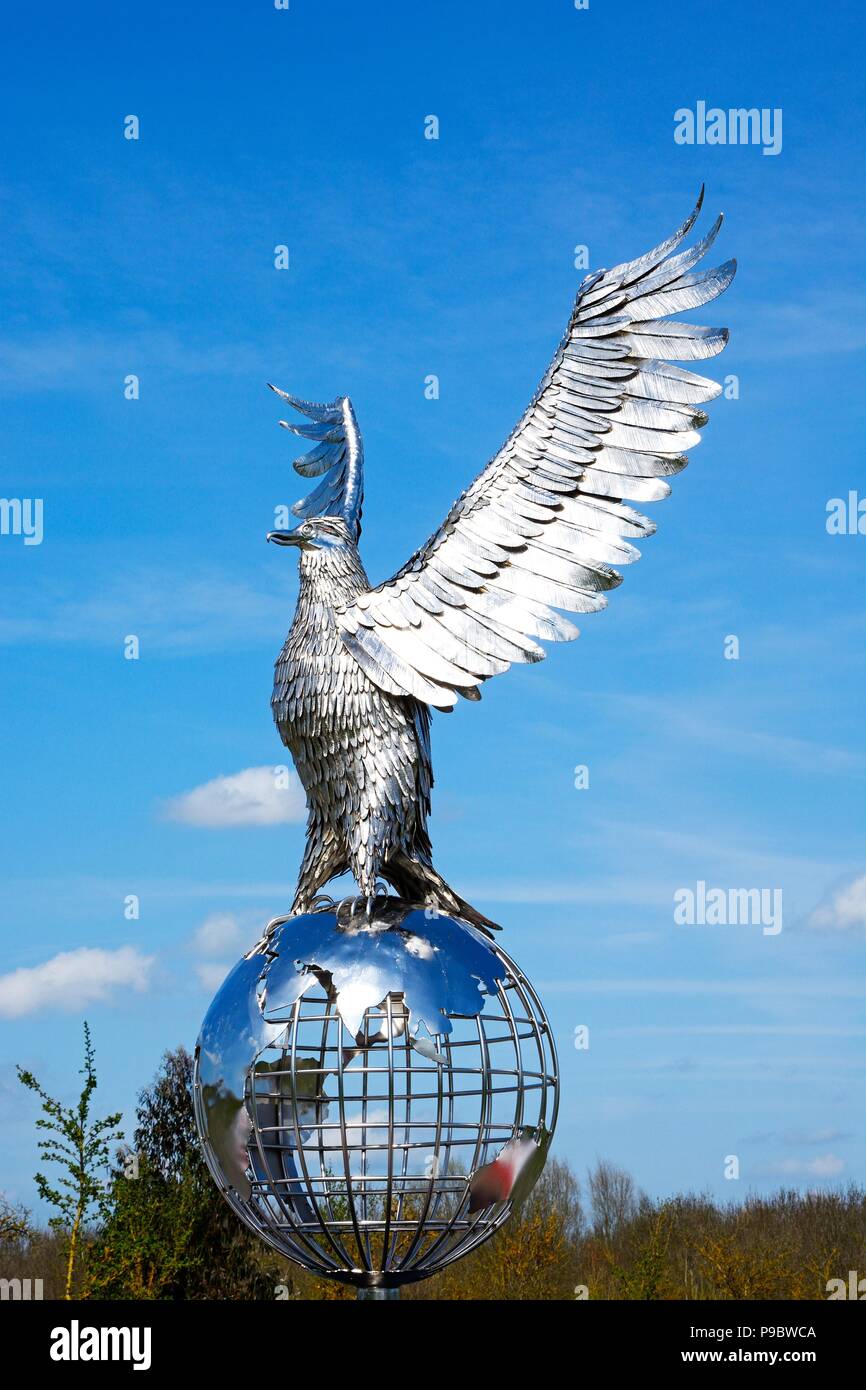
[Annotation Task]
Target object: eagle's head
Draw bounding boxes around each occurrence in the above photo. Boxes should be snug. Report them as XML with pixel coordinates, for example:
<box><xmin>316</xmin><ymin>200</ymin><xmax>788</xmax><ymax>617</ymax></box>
<box><xmin>267</xmin><ymin>514</ymin><xmax>355</xmax><ymax>552</ymax></box>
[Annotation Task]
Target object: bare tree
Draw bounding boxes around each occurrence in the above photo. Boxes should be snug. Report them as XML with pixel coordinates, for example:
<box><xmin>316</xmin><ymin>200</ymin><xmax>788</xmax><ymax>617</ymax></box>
<box><xmin>0</xmin><ymin>1194</ymin><xmax>30</xmax><ymax>1245</ymax></box>
<box><xmin>588</xmin><ymin>1160</ymin><xmax>637</xmax><ymax>1243</ymax></box>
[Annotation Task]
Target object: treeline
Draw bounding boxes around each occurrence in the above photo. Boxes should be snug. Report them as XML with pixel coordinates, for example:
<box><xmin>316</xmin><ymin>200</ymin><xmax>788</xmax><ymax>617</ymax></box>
<box><xmin>2</xmin><ymin>1038</ymin><xmax>863</xmax><ymax>1300</ymax></box>
<box><xmin>300</xmin><ymin>1163</ymin><xmax>866</xmax><ymax>1301</ymax></box>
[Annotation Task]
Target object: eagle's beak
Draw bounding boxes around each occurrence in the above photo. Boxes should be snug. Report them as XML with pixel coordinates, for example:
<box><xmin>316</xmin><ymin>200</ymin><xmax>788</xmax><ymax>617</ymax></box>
<box><xmin>267</xmin><ymin>530</ymin><xmax>303</xmax><ymax>547</ymax></box>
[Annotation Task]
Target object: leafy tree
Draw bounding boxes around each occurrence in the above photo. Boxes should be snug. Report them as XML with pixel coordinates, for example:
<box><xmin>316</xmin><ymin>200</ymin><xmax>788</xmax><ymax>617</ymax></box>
<box><xmin>17</xmin><ymin>1021</ymin><xmax>122</xmax><ymax>1298</ymax></box>
<box><xmin>87</xmin><ymin>1046</ymin><xmax>279</xmax><ymax>1299</ymax></box>
<box><xmin>608</xmin><ymin>1205</ymin><xmax>675</xmax><ymax>1299</ymax></box>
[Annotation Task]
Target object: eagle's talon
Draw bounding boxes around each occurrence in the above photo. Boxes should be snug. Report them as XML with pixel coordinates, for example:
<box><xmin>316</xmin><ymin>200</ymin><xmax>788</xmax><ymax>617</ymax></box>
<box><xmin>365</xmin><ymin>884</ymin><xmax>389</xmax><ymax>919</ymax></box>
<box><xmin>334</xmin><ymin>894</ymin><xmax>364</xmax><ymax>924</ymax></box>
<box><xmin>309</xmin><ymin>893</ymin><xmax>338</xmax><ymax>913</ymax></box>
<box><xmin>331</xmin><ymin>890</ymin><xmax>389</xmax><ymax>925</ymax></box>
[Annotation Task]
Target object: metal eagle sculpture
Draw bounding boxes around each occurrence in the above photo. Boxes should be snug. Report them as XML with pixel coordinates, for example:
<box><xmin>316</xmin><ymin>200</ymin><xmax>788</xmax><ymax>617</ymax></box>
<box><xmin>267</xmin><ymin>190</ymin><xmax>735</xmax><ymax>934</ymax></box>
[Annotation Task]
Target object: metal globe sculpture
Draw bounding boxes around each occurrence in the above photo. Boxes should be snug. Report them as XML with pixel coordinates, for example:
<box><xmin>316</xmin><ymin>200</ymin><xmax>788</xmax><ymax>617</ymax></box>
<box><xmin>193</xmin><ymin>899</ymin><xmax>558</xmax><ymax>1291</ymax></box>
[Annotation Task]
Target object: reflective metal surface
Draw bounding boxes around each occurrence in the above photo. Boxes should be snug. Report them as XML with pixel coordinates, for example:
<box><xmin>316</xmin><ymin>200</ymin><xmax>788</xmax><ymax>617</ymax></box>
<box><xmin>267</xmin><ymin>192</ymin><xmax>735</xmax><ymax>929</ymax></box>
<box><xmin>468</xmin><ymin>1126</ymin><xmax>553</xmax><ymax>1212</ymax></box>
<box><xmin>257</xmin><ymin>901</ymin><xmax>507</xmax><ymax>1038</ymax></box>
<box><xmin>194</xmin><ymin>904</ymin><xmax>559</xmax><ymax>1288</ymax></box>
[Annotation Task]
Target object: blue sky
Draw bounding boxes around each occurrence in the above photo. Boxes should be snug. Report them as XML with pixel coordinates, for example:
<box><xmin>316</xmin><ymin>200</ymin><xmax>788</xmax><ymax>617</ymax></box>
<box><xmin>1</xmin><ymin>0</ymin><xmax>865</xmax><ymax>1217</ymax></box>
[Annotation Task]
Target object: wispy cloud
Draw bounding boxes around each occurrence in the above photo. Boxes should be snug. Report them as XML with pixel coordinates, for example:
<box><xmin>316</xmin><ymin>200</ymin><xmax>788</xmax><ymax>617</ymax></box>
<box><xmin>163</xmin><ymin>765</ymin><xmax>306</xmax><ymax>828</ymax></box>
<box><xmin>0</xmin><ymin>947</ymin><xmax>153</xmax><ymax>1019</ymax></box>
<box><xmin>739</xmin><ymin>1126</ymin><xmax>854</xmax><ymax>1146</ymax></box>
<box><xmin>597</xmin><ymin>693</ymin><xmax>866</xmax><ymax>776</ymax></box>
<box><xmin>762</xmin><ymin>1154</ymin><xmax>846</xmax><ymax>1179</ymax></box>
<box><xmin>536</xmin><ymin>976</ymin><xmax>866</xmax><ymax>999</ymax></box>
<box><xmin>735</xmin><ymin>289</ymin><xmax>866</xmax><ymax>362</ymax></box>
<box><xmin>781</xmin><ymin>1128</ymin><xmax>853</xmax><ymax>1147</ymax></box>
<box><xmin>573</xmin><ymin>818</ymin><xmax>847</xmax><ymax>883</ymax></box>
<box><xmin>0</xmin><ymin>567</ymin><xmax>288</xmax><ymax>652</ymax></box>
<box><xmin>604</xmin><ymin>1024</ymin><xmax>866</xmax><ymax>1038</ymax></box>
<box><xmin>462</xmin><ymin>876</ymin><xmax>674</xmax><ymax>907</ymax></box>
<box><xmin>0</xmin><ymin>327</ymin><xmax>270</xmax><ymax>395</ymax></box>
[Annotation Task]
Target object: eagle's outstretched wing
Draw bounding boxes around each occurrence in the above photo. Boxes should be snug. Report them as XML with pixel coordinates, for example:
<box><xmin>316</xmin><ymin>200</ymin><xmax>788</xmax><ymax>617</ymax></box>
<box><xmin>335</xmin><ymin>189</ymin><xmax>735</xmax><ymax>709</ymax></box>
<box><xmin>268</xmin><ymin>386</ymin><xmax>365</xmax><ymax>540</ymax></box>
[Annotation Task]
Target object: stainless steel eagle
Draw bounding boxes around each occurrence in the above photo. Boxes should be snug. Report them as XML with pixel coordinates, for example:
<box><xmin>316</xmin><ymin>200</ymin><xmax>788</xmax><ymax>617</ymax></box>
<box><xmin>268</xmin><ymin>190</ymin><xmax>735</xmax><ymax>933</ymax></box>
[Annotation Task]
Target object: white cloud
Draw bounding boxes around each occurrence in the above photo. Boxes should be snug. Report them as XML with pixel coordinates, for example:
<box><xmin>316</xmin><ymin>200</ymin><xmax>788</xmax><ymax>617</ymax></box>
<box><xmin>192</xmin><ymin>912</ymin><xmax>247</xmax><ymax>957</ymax></box>
<box><xmin>0</xmin><ymin>947</ymin><xmax>154</xmax><ymax>1019</ymax></box>
<box><xmin>806</xmin><ymin>875</ymin><xmax>866</xmax><ymax>934</ymax></box>
<box><xmin>164</xmin><ymin>766</ymin><xmax>306</xmax><ymax>828</ymax></box>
